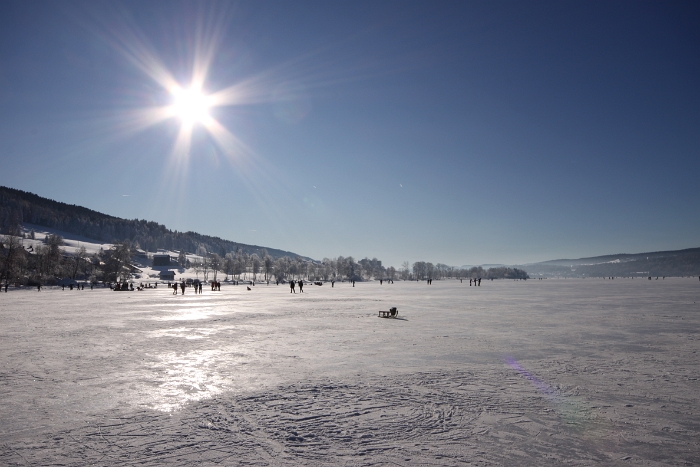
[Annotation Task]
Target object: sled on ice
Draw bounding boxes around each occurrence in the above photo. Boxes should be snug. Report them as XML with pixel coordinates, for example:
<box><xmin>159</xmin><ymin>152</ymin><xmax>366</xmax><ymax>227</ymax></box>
<box><xmin>378</xmin><ymin>307</ymin><xmax>399</xmax><ymax>318</ymax></box>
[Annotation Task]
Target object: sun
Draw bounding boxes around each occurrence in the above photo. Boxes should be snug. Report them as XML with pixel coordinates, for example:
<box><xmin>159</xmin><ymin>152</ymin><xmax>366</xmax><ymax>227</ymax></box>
<box><xmin>170</xmin><ymin>86</ymin><xmax>211</xmax><ymax>126</ymax></box>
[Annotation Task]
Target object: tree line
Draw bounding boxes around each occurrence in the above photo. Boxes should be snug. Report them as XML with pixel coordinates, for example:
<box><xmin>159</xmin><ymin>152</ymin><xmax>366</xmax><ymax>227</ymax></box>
<box><xmin>0</xmin><ymin>231</ymin><xmax>141</xmax><ymax>286</ymax></box>
<box><xmin>1</xmin><ymin>227</ymin><xmax>528</xmax><ymax>286</ymax></box>
<box><xmin>177</xmin><ymin>253</ymin><xmax>527</xmax><ymax>283</ymax></box>
<box><xmin>0</xmin><ymin>186</ymin><xmax>529</xmax><ymax>286</ymax></box>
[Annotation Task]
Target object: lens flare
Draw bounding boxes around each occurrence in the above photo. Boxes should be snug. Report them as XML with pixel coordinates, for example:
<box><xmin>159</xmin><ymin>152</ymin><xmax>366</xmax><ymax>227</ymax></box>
<box><xmin>505</xmin><ymin>356</ymin><xmax>596</xmax><ymax>431</ymax></box>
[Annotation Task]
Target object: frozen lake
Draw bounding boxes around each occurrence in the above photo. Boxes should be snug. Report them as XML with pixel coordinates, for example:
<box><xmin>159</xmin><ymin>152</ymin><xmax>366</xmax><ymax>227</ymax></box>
<box><xmin>1</xmin><ymin>278</ymin><xmax>698</xmax><ymax>465</ymax></box>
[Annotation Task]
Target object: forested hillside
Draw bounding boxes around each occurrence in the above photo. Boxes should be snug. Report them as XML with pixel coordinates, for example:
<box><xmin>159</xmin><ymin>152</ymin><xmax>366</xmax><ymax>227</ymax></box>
<box><xmin>0</xmin><ymin>186</ymin><xmax>303</xmax><ymax>259</ymax></box>
<box><xmin>521</xmin><ymin>248</ymin><xmax>700</xmax><ymax>278</ymax></box>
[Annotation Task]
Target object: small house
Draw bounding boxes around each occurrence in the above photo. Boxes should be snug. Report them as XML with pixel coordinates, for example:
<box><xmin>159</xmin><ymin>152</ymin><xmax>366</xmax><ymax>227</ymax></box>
<box><xmin>159</xmin><ymin>270</ymin><xmax>175</xmax><ymax>281</ymax></box>
<box><xmin>152</xmin><ymin>254</ymin><xmax>172</xmax><ymax>267</ymax></box>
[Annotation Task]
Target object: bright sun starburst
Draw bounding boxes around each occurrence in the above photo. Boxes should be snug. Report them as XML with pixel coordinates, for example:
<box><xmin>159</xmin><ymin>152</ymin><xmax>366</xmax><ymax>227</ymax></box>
<box><xmin>170</xmin><ymin>85</ymin><xmax>212</xmax><ymax>126</ymax></box>
<box><xmin>106</xmin><ymin>5</ymin><xmax>299</xmax><ymax>165</ymax></box>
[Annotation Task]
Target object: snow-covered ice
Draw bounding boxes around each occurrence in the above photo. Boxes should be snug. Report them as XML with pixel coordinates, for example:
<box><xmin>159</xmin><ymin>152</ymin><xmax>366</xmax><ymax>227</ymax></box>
<box><xmin>1</xmin><ymin>278</ymin><xmax>699</xmax><ymax>465</ymax></box>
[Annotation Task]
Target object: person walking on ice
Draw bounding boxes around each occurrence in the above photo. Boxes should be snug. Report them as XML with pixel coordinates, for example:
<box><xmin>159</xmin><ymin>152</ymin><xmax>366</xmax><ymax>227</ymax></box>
<box><xmin>290</xmin><ymin>280</ymin><xmax>296</xmax><ymax>293</ymax></box>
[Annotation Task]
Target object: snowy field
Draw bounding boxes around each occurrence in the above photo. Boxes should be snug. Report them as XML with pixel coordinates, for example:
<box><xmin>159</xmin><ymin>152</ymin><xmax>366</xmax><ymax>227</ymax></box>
<box><xmin>1</xmin><ymin>278</ymin><xmax>699</xmax><ymax>466</ymax></box>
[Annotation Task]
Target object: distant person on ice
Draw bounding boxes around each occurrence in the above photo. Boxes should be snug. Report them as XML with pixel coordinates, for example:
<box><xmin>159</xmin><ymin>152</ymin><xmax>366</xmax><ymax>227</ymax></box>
<box><xmin>298</xmin><ymin>280</ymin><xmax>304</xmax><ymax>293</ymax></box>
<box><xmin>290</xmin><ymin>280</ymin><xmax>296</xmax><ymax>293</ymax></box>
<box><xmin>180</xmin><ymin>281</ymin><xmax>185</xmax><ymax>295</ymax></box>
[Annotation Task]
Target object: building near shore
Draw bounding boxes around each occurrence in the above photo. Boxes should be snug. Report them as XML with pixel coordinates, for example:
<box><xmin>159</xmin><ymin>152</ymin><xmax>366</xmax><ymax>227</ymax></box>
<box><xmin>159</xmin><ymin>270</ymin><xmax>175</xmax><ymax>281</ymax></box>
<box><xmin>152</xmin><ymin>254</ymin><xmax>172</xmax><ymax>267</ymax></box>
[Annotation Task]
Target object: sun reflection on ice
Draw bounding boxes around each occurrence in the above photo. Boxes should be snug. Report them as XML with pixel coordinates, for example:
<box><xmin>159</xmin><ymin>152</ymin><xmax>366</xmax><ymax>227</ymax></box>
<box><xmin>147</xmin><ymin>327</ymin><xmax>217</xmax><ymax>339</ymax></box>
<box><xmin>153</xmin><ymin>304</ymin><xmax>231</xmax><ymax>321</ymax></box>
<box><xmin>146</xmin><ymin>350</ymin><xmax>230</xmax><ymax>412</ymax></box>
<box><xmin>157</xmin><ymin>308</ymin><xmax>220</xmax><ymax>321</ymax></box>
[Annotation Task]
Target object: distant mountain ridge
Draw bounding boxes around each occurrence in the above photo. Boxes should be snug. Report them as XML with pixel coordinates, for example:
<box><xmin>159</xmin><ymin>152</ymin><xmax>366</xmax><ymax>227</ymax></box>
<box><xmin>529</xmin><ymin>248</ymin><xmax>700</xmax><ymax>267</ymax></box>
<box><xmin>519</xmin><ymin>248</ymin><xmax>700</xmax><ymax>277</ymax></box>
<box><xmin>0</xmin><ymin>186</ymin><xmax>308</xmax><ymax>260</ymax></box>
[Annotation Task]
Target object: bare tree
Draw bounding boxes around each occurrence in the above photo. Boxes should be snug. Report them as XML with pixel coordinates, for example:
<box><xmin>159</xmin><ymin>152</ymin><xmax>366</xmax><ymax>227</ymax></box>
<box><xmin>401</xmin><ymin>261</ymin><xmax>410</xmax><ymax>280</ymax></box>
<box><xmin>209</xmin><ymin>253</ymin><xmax>222</xmax><ymax>282</ymax></box>
<box><xmin>1</xmin><ymin>233</ymin><xmax>25</xmax><ymax>287</ymax></box>
<box><xmin>273</xmin><ymin>256</ymin><xmax>290</xmax><ymax>281</ymax></box>
<box><xmin>68</xmin><ymin>246</ymin><xmax>87</xmax><ymax>279</ymax></box>
<box><xmin>177</xmin><ymin>249</ymin><xmax>187</xmax><ymax>269</ymax></box>
<box><xmin>103</xmin><ymin>241</ymin><xmax>133</xmax><ymax>282</ymax></box>
<box><xmin>44</xmin><ymin>234</ymin><xmax>64</xmax><ymax>278</ymax></box>
<box><xmin>223</xmin><ymin>253</ymin><xmax>235</xmax><ymax>281</ymax></box>
<box><xmin>261</xmin><ymin>249</ymin><xmax>273</xmax><ymax>281</ymax></box>
<box><xmin>86</xmin><ymin>253</ymin><xmax>99</xmax><ymax>282</ymax></box>
<box><xmin>192</xmin><ymin>260</ymin><xmax>203</xmax><ymax>279</ymax></box>
<box><xmin>195</xmin><ymin>245</ymin><xmax>209</xmax><ymax>280</ymax></box>
<box><xmin>426</xmin><ymin>262</ymin><xmax>435</xmax><ymax>280</ymax></box>
<box><xmin>250</xmin><ymin>254</ymin><xmax>261</xmax><ymax>282</ymax></box>
<box><xmin>239</xmin><ymin>252</ymin><xmax>250</xmax><ymax>281</ymax></box>
<box><xmin>413</xmin><ymin>261</ymin><xmax>427</xmax><ymax>280</ymax></box>
<box><xmin>233</xmin><ymin>256</ymin><xmax>244</xmax><ymax>281</ymax></box>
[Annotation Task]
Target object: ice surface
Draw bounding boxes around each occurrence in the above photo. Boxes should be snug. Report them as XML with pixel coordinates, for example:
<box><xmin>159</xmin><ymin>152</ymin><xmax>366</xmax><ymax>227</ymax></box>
<box><xmin>1</xmin><ymin>279</ymin><xmax>699</xmax><ymax>465</ymax></box>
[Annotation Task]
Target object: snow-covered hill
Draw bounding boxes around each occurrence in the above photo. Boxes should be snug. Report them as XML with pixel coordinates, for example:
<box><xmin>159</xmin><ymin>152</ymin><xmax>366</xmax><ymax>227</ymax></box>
<box><xmin>19</xmin><ymin>224</ymin><xmax>261</xmax><ymax>284</ymax></box>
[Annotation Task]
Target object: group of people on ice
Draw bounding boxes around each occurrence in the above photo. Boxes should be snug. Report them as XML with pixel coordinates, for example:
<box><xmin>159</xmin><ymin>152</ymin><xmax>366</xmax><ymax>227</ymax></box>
<box><xmin>168</xmin><ymin>279</ymin><xmax>225</xmax><ymax>294</ymax></box>
<box><xmin>289</xmin><ymin>279</ymin><xmax>304</xmax><ymax>293</ymax></box>
<box><xmin>171</xmin><ymin>281</ymin><xmax>186</xmax><ymax>294</ymax></box>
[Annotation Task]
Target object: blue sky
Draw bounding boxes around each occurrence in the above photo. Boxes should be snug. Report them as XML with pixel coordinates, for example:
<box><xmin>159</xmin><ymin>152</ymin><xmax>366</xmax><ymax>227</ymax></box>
<box><xmin>1</xmin><ymin>1</ymin><xmax>698</xmax><ymax>267</ymax></box>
